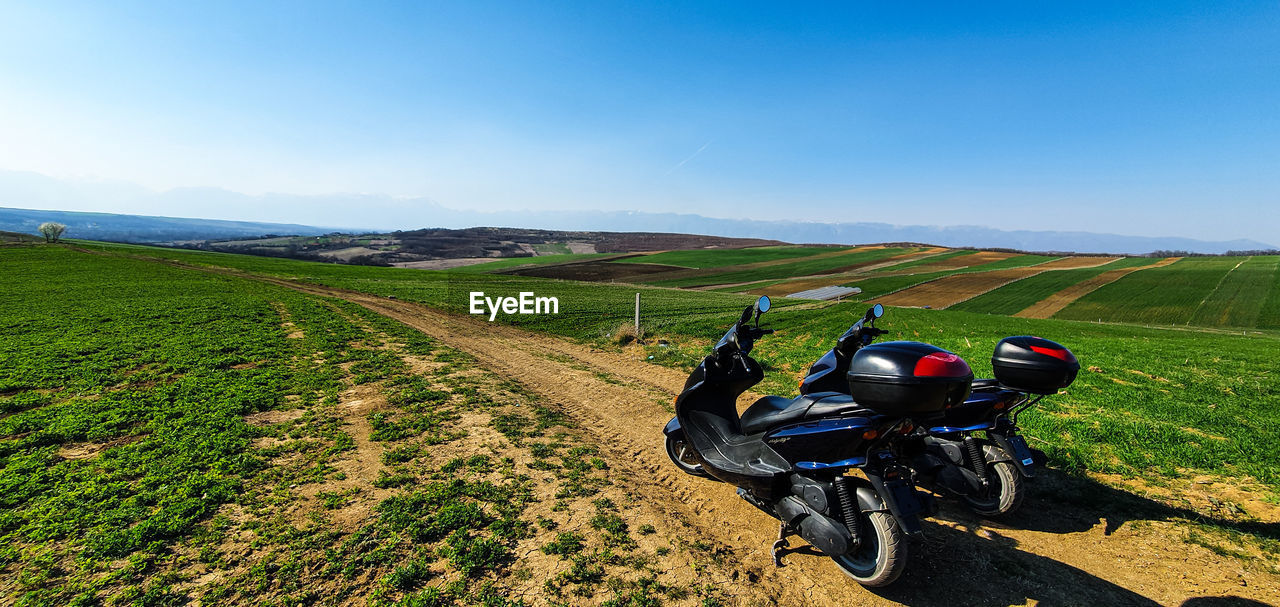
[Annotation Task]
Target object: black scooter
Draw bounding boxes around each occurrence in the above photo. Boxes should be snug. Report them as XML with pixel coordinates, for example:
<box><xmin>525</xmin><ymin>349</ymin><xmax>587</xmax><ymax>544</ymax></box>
<box><xmin>662</xmin><ymin>296</ymin><xmax>954</xmax><ymax>587</ymax></box>
<box><xmin>799</xmin><ymin>304</ymin><xmax>1078</xmax><ymax>516</ymax></box>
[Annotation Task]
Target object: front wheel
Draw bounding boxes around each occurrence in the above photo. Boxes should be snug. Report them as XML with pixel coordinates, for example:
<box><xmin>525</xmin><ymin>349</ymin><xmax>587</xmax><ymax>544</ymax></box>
<box><xmin>831</xmin><ymin>510</ymin><xmax>907</xmax><ymax>587</ymax></box>
<box><xmin>665</xmin><ymin>433</ymin><xmax>710</xmax><ymax>478</ymax></box>
<box><xmin>962</xmin><ymin>459</ymin><xmax>1024</xmax><ymax>516</ymax></box>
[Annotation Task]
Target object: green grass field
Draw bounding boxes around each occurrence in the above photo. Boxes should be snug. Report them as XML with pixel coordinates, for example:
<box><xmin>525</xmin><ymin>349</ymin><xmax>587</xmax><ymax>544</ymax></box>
<box><xmin>1</xmin><ymin>244</ymin><xmax>732</xmax><ymax>605</ymax></box>
<box><xmin>843</xmin><ymin>254</ymin><xmax>1062</xmax><ymax>301</ymax></box>
<box><xmin>1188</xmin><ymin>256</ymin><xmax>1280</xmax><ymax>328</ymax></box>
<box><xmin>867</xmin><ymin>249</ymin><xmax>977</xmax><ymax>272</ymax></box>
<box><xmin>448</xmin><ymin>252</ymin><xmax>614</xmax><ymax>273</ymax></box>
<box><xmin>646</xmin><ymin>246</ymin><xmax>922</xmax><ymax>288</ymax></box>
<box><xmin>613</xmin><ymin>245</ymin><xmax>836</xmax><ymax>268</ymax></box>
<box><xmin>1056</xmin><ymin>256</ymin><xmax>1264</xmax><ymax>326</ymax></box>
<box><xmin>948</xmin><ymin>257</ymin><xmax>1157</xmax><ymax>315</ymax></box>
<box><xmin>67</xmin><ymin>241</ymin><xmax>1280</xmax><ymax>496</ymax></box>
<box><xmin>7</xmin><ymin>242</ymin><xmax>1280</xmax><ymax>602</ymax></box>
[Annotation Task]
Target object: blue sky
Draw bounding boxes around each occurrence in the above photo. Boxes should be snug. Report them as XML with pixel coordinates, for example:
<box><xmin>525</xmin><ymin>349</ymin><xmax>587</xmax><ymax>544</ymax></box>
<box><xmin>0</xmin><ymin>1</ymin><xmax>1277</xmax><ymax>241</ymax></box>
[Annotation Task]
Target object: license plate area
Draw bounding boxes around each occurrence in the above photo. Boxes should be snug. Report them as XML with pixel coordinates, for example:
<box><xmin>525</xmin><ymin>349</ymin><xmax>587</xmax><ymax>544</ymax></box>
<box><xmin>1006</xmin><ymin>435</ymin><xmax>1035</xmax><ymax>468</ymax></box>
<box><xmin>885</xmin><ymin>478</ymin><xmax>924</xmax><ymax>518</ymax></box>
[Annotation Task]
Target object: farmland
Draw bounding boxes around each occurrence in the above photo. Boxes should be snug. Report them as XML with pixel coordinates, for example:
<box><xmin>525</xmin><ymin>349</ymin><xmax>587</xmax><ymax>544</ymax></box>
<box><xmin>1056</xmin><ymin>256</ymin><xmax>1280</xmax><ymax>327</ymax></box>
<box><xmin>447</xmin><ymin>252</ymin><xmax>617</xmax><ymax>273</ymax></box>
<box><xmin>0</xmin><ymin>246</ymin><xmax>743</xmax><ymax>605</ymax></box>
<box><xmin>949</xmin><ymin>257</ymin><xmax>1157</xmax><ymax>315</ymax></box>
<box><xmin>613</xmin><ymin>245</ymin><xmax>836</xmax><ymax>268</ymax></box>
<box><xmin>74</xmin><ymin>241</ymin><xmax>1280</xmax><ymax>490</ymax></box>
<box><xmin>7</xmin><ymin>240</ymin><xmax>1280</xmax><ymax>604</ymax></box>
<box><xmin>644</xmin><ymin>246</ymin><xmax>926</xmax><ymax>288</ymax></box>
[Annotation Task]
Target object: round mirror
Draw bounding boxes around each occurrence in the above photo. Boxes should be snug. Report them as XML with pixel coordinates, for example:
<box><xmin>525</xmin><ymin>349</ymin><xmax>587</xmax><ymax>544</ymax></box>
<box><xmin>756</xmin><ymin>295</ymin><xmax>771</xmax><ymax>313</ymax></box>
<box><xmin>872</xmin><ymin>303</ymin><xmax>884</xmax><ymax>318</ymax></box>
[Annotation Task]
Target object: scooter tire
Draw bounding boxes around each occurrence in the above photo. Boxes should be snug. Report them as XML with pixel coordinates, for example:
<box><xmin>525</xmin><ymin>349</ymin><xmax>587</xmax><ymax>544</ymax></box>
<box><xmin>831</xmin><ymin>510</ymin><xmax>907</xmax><ymax>587</ymax></box>
<box><xmin>665</xmin><ymin>433</ymin><xmax>711</xmax><ymax>478</ymax></box>
<box><xmin>962</xmin><ymin>459</ymin><xmax>1024</xmax><ymax>517</ymax></box>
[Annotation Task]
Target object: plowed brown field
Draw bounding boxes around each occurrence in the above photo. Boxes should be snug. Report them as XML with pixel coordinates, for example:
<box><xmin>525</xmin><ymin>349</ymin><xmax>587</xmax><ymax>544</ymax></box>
<box><xmin>1016</xmin><ymin>257</ymin><xmax>1181</xmax><ymax>319</ymax></box>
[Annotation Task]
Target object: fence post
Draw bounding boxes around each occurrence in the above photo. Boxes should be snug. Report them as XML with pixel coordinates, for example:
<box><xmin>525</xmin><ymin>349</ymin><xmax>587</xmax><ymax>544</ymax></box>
<box><xmin>635</xmin><ymin>293</ymin><xmax>640</xmax><ymax>335</ymax></box>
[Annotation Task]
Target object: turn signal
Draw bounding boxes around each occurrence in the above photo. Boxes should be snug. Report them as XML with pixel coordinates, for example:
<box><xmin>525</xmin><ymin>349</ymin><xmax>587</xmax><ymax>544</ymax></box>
<box><xmin>862</xmin><ymin>430</ymin><xmax>879</xmax><ymax>440</ymax></box>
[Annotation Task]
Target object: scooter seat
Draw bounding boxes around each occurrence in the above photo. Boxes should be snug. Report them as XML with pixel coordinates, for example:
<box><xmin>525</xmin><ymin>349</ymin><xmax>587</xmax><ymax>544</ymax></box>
<box><xmin>740</xmin><ymin>392</ymin><xmax>871</xmax><ymax>435</ymax></box>
<box><xmin>971</xmin><ymin>378</ymin><xmax>1002</xmax><ymax>392</ymax></box>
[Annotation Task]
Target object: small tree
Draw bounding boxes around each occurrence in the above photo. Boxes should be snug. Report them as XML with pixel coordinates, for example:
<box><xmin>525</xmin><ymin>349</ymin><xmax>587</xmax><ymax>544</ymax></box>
<box><xmin>38</xmin><ymin>222</ymin><xmax>66</xmax><ymax>243</ymax></box>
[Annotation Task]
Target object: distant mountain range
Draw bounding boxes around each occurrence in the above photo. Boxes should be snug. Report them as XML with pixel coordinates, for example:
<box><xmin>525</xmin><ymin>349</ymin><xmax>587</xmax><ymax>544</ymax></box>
<box><xmin>0</xmin><ymin>206</ymin><xmax>333</xmax><ymax>243</ymax></box>
<box><xmin>1</xmin><ymin>170</ymin><xmax>1274</xmax><ymax>255</ymax></box>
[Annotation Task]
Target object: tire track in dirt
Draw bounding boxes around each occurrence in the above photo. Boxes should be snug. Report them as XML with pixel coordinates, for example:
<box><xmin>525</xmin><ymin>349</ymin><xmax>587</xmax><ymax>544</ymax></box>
<box><xmin>254</xmin><ymin>280</ymin><xmax>864</xmax><ymax>605</ymax></box>
<box><xmin>136</xmin><ymin>259</ymin><xmax>1280</xmax><ymax>606</ymax></box>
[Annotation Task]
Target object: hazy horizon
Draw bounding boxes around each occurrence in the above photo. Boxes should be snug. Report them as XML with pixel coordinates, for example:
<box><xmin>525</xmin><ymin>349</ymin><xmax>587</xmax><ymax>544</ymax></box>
<box><xmin>2</xmin><ymin>3</ymin><xmax>1277</xmax><ymax>242</ymax></box>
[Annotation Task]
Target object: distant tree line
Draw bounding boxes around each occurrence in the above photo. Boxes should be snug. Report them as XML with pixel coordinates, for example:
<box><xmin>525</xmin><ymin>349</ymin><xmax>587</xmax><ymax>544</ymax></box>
<box><xmin>1143</xmin><ymin>250</ymin><xmax>1280</xmax><ymax>257</ymax></box>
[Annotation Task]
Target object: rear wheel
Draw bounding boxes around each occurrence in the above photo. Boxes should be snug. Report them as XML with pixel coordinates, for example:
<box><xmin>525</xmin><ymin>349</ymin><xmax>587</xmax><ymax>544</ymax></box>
<box><xmin>831</xmin><ymin>510</ymin><xmax>906</xmax><ymax>587</ymax></box>
<box><xmin>962</xmin><ymin>459</ymin><xmax>1024</xmax><ymax>516</ymax></box>
<box><xmin>665</xmin><ymin>433</ymin><xmax>710</xmax><ymax>478</ymax></box>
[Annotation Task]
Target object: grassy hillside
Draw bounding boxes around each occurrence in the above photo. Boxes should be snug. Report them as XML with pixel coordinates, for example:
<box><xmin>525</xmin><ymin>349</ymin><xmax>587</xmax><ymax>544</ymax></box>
<box><xmin>646</xmin><ymin>246</ymin><xmax>921</xmax><ymax>288</ymax></box>
<box><xmin>62</xmin><ymin>241</ymin><xmax>1280</xmax><ymax>496</ymax></box>
<box><xmin>1056</xmin><ymin>256</ymin><xmax>1276</xmax><ymax>326</ymax></box>
<box><xmin>1</xmin><ymin>245</ymin><xmax>734</xmax><ymax>605</ymax></box>
<box><xmin>949</xmin><ymin>257</ymin><xmax>1157</xmax><ymax>315</ymax></box>
<box><xmin>844</xmin><ymin>255</ymin><xmax>1062</xmax><ymax>302</ymax></box>
<box><xmin>613</xmin><ymin>245</ymin><xmax>835</xmax><ymax>268</ymax></box>
<box><xmin>448</xmin><ymin>252</ymin><xmax>615</xmax><ymax>273</ymax></box>
<box><xmin>1188</xmin><ymin>256</ymin><xmax>1280</xmax><ymax>328</ymax></box>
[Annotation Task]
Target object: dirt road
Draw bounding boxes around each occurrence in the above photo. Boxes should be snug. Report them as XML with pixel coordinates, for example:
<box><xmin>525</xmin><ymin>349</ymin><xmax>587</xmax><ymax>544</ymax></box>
<box><xmin>201</xmin><ymin>271</ymin><xmax>1280</xmax><ymax>606</ymax></box>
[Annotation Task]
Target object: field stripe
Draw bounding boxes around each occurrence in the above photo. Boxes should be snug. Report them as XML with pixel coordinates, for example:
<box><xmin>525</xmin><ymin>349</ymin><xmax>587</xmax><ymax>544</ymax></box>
<box><xmin>1187</xmin><ymin>257</ymin><xmax>1248</xmax><ymax>325</ymax></box>
<box><xmin>871</xmin><ymin>258</ymin><xmax>1065</xmax><ymax>309</ymax></box>
<box><xmin>1188</xmin><ymin>255</ymin><xmax>1280</xmax><ymax>328</ymax></box>
<box><xmin>1017</xmin><ymin>257</ymin><xmax>1179</xmax><ymax>319</ymax></box>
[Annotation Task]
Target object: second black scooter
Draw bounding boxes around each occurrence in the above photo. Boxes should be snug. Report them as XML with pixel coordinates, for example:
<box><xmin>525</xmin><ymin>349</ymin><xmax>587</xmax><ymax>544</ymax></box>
<box><xmin>799</xmin><ymin>304</ymin><xmax>1079</xmax><ymax>516</ymax></box>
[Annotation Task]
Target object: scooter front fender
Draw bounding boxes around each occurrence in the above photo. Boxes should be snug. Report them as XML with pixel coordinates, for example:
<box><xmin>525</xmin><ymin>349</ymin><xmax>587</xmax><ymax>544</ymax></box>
<box><xmin>862</xmin><ymin>471</ymin><xmax>928</xmax><ymax>537</ymax></box>
<box><xmin>663</xmin><ymin>416</ymin><xmax>682</xmax><ymax>437</ymax></box>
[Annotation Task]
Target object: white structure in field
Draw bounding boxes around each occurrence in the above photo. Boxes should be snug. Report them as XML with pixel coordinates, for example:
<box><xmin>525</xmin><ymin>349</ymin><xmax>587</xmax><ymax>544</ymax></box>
<box><xmin>785</xmin><ymin>286</ymin><xmax>862</xmax><ymax>301</ymax></box>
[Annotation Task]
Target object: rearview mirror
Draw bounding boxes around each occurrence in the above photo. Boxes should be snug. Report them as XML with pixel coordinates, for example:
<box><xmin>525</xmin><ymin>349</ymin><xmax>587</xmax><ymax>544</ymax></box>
<box><xmin>755</xmin><ymin>296</ymin><xmax>771</xmax><ymax>314</ymax></box>
<box><xmin>865</xmin><ymin>303</ymin><xmax>884</xmax><ymax>322</ymax></box>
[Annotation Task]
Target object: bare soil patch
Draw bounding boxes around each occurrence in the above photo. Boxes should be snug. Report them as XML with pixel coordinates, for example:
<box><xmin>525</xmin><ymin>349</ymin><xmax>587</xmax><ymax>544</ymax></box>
<box><xmin>243</xmin><ymin>408</ymin><xmax>304</xmax><ymax>427</ymax></box>
<box><xmin>1016</xmin><ymin>257</ymin><xmax>1181</xmax><ymax>319</ymax></box>
<box><xmin>58</xmin><ymin>435</ymin><xmax>146</xmax><ymax>460</ymax></box>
